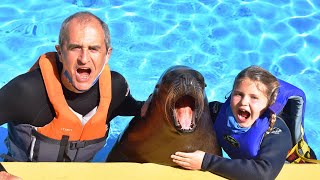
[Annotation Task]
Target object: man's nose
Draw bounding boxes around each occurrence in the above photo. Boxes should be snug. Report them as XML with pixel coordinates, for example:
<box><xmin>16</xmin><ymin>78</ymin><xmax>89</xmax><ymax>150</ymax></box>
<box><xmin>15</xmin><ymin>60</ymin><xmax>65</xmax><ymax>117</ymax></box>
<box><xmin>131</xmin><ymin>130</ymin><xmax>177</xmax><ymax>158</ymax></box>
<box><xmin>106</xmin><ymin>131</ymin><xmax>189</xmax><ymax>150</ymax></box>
<box><xmin>78</xmin><ymin>49</ymin><xmax>90</xmax><ymax>64</ymax></box>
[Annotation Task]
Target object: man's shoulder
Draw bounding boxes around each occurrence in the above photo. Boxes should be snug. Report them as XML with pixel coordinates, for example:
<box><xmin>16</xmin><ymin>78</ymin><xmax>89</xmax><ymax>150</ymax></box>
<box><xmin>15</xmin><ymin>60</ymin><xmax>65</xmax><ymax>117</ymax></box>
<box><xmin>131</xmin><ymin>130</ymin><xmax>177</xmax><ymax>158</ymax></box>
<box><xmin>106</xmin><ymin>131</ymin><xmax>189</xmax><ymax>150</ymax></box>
<box><xmin>110</xmin><ymin>70</ymin><xmax>122</xmax><ymax>78</ymax></box>
<box><xmin>2</xmin><ymin>69</ymin><xmax>45</xmax><ymax>101</ymax></box>
<box><xmin>110</xmin><ymin>71</ymin><xmax>128</xmax><ymax>87</ymax></box>
<box><xmin>11</xmin><ymin>69</ymin><xmax>43</xmax><ymax>87</ymax></box>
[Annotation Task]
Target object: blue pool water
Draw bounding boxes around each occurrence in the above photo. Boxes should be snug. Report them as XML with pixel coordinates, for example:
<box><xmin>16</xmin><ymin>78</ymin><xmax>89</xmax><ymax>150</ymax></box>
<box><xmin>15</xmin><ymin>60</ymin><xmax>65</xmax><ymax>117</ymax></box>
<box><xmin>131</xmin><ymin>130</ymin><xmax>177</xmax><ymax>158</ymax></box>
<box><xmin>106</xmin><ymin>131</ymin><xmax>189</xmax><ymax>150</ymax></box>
<box><xmin>0</xmin><ymin>0</ymin><xmax>319</xmax><ymax>161</ymax></box>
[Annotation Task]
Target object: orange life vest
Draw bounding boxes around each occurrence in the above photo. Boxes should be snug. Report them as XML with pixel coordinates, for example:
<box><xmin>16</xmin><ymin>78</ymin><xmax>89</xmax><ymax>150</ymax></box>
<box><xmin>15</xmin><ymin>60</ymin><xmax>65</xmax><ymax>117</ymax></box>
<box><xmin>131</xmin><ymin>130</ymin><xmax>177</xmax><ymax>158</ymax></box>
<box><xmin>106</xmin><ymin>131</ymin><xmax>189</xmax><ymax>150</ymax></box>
<box><xmin>36</xmin><ymin>52</ymin><xmax>112</xmax><ymax>141</ymax></box>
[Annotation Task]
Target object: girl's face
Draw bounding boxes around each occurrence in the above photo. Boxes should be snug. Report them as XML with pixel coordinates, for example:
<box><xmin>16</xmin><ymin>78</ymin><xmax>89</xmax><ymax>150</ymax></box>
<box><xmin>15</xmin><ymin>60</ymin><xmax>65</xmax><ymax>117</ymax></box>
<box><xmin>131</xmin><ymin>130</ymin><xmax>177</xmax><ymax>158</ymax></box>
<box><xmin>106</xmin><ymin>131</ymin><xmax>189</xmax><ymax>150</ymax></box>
<box><xmin>230</xmin><ymin>78</ymin><xmax>269</xmax><ymax>128</ymax></box>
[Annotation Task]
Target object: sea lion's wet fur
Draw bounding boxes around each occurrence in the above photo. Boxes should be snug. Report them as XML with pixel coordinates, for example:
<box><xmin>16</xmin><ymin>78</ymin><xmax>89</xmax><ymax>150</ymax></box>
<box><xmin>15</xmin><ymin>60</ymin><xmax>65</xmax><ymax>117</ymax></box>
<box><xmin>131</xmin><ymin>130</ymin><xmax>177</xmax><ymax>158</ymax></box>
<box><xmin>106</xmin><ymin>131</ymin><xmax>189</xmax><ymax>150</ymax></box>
<box><xmin>107</xmin><ymin>66</ymin><xmax>222</xmax><ymax>166</ymax></box>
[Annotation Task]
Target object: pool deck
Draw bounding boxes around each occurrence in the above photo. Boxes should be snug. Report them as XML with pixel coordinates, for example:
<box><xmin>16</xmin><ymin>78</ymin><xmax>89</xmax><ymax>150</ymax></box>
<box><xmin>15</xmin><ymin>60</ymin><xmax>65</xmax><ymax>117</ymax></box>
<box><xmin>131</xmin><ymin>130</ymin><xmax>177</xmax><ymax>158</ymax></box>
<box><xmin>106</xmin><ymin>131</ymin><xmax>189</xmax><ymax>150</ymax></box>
<box><xmin>2</xmin><ymin>162</ymin><xmax>320</xmax><ymax>179</ymax></box>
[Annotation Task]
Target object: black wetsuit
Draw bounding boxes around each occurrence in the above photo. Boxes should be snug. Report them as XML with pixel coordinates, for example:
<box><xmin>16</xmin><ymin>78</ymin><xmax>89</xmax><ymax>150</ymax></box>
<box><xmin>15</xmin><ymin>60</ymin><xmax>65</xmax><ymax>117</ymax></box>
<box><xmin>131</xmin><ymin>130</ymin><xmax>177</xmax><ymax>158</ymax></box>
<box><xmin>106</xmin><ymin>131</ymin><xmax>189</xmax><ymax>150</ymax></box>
<box><xmin>0</xmin><ymin>163</ymin><xmax>5</xmax><ymax>172</ymax></box>
<box><xmin>0</xmin><ymin>58</ymin><xmax>143</xmax><ymax>170</ymax></box>
<box><xmin>202</xmin><ymin>102</ymin><xmax>292</xmax><ymax>180</ymax></box>
<box><xmin>0</xmin><ymin>61</ymin><xmax>143</xmax><ymax>127</ymax></box>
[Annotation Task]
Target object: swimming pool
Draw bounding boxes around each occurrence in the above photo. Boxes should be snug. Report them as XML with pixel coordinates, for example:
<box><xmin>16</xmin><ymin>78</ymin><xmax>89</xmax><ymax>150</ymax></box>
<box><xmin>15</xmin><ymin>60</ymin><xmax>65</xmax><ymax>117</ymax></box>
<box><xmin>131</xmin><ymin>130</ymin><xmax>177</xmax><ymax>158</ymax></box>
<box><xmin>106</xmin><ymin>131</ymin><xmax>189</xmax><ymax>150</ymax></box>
<box><xmin>0</xmin><ymin>0</ymin><xmax>319</xmax><ymax>161</ymax></box>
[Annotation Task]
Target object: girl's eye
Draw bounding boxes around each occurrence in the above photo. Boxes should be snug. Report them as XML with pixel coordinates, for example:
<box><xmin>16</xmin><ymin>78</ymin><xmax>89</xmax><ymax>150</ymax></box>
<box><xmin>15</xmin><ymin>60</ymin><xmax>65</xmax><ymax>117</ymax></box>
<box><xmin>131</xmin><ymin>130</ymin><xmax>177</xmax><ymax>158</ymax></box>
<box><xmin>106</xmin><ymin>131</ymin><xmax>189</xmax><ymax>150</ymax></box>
<box><xmin>233</xmin><ymin>92</ymin><xmax>242</xmax><ymax>97</ymax></box>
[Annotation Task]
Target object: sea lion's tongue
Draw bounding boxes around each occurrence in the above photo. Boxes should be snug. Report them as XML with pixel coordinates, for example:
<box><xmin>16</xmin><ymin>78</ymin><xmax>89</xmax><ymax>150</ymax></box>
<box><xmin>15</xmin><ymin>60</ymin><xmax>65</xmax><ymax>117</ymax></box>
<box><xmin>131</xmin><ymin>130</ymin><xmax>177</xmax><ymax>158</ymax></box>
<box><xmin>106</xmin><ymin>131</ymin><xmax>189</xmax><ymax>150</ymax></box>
<box><xmin>176</xmin><ymin>107</ymin><xmax>192</xmax><ymax>129</ymax></box>
<box><xmin>175</xmin><ymin>96</ymin><xmax>194</xmax><ymax>129</ymax></box>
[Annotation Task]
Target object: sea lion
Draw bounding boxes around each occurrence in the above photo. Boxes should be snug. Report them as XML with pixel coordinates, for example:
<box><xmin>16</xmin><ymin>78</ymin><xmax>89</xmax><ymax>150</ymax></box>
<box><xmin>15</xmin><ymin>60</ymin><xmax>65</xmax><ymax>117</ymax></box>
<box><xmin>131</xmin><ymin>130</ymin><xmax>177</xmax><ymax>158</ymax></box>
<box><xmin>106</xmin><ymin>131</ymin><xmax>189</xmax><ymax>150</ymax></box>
<box><xmin>106</xmin><ymin>65</ymin><xmax>222</xmax><ymax>166</ymax></box>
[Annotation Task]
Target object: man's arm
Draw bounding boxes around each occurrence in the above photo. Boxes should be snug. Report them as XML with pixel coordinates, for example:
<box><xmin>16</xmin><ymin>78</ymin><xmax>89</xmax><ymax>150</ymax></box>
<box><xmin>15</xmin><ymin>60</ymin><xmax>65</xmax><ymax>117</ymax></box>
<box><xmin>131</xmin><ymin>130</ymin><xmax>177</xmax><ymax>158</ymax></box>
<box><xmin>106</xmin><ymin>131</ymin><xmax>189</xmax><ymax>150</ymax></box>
<box><xmin>0</xmin><ymin>163</ymin><xmax>5</xmax><ymax>172</ymax></box>
<box><xmin>0</xmin><ymin>69</ymin><xmax>53</xmax><ymax>126</ymax></box>
<box><xmin>107</xmin><ymin>71</ymin><xmax>144</xmax><ymax>119</ymax></box>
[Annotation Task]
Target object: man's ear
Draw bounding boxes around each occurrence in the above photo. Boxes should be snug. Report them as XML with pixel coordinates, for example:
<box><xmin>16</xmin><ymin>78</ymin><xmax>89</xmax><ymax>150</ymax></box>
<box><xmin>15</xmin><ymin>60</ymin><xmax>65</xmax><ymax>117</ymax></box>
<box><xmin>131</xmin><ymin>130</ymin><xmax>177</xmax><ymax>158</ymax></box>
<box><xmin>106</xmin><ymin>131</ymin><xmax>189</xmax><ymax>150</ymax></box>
<box><xmin>55</xmin><ymin>45</ymin><xmax>62</xmax><ymax>62</ymax></box>
<box><xmin>55</xmin><ymin>45</ymin><xmax>61</xmax><ymax>54</ymax></box>
<box><xmin>105</xmin><ymin>47</ymin><xmax>112</xmax><ymax>64</ymax></box>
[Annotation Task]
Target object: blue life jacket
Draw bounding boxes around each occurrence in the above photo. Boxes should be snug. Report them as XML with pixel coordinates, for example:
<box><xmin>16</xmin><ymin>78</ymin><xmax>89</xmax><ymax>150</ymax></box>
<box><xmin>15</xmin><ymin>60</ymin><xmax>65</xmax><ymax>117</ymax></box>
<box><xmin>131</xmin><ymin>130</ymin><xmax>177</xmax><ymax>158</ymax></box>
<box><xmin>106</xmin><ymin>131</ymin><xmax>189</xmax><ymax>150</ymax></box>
<box><xmin>213</xmin><ymin>79</ymin><xmax>306</xmax><ymax>159</ymax></box>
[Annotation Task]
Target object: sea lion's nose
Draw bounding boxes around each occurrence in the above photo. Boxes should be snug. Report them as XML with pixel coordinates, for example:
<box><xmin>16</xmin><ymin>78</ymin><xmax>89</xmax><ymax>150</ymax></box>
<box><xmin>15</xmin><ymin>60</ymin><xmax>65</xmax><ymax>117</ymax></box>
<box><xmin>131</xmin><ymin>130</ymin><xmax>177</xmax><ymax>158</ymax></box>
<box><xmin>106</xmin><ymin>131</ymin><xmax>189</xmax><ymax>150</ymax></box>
<box><xmin>177</xmin><ymin>74</ymin><xmax>197</xmax><ymax>94</ymax></box>
<box><xmin>179</xmin><ymin>74</ymin><xmax>191</xmax><ymax>83</ymax></box>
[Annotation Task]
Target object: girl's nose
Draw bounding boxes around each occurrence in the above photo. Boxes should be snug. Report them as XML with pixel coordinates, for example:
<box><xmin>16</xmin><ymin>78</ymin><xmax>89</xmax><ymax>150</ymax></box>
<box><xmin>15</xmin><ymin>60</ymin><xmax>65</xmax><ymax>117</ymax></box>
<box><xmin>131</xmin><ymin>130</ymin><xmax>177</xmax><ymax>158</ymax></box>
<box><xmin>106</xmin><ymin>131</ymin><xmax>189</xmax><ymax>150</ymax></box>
<box><xmin>240</xmin><ymin>96</ymin><xmax>249</xmax><ymax>105</ymax></box>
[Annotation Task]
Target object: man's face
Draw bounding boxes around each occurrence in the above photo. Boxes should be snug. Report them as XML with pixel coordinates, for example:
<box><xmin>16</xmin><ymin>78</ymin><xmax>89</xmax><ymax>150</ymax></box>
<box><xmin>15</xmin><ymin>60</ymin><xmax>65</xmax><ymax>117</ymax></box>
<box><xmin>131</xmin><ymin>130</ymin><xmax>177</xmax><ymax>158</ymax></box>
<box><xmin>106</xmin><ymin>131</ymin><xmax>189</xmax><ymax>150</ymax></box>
<box><xmin>56</xmin><ymin>18</ymin><xmax>111</xmax><ymax>93</ymax></box>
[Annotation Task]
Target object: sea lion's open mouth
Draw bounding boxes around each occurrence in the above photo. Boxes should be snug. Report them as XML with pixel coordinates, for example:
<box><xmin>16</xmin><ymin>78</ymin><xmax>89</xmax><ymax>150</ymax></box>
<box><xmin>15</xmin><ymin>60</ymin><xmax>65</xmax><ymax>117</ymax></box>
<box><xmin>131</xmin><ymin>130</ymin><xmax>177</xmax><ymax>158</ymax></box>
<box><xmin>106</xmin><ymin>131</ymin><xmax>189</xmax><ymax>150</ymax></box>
<box><xmin>173</xmin><ymin>95</ymin><xmax>196</xmax><ymax>133</ymax></box>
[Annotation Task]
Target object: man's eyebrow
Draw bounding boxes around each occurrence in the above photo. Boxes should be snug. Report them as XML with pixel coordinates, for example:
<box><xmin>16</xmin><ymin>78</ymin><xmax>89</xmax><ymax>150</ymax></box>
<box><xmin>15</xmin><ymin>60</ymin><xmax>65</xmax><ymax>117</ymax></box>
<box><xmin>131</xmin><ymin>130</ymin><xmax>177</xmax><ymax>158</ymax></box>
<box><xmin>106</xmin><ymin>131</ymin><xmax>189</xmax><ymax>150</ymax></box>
<box><xmin>67</xmin><ymin>44</ymin><xmax>101</xmax><ymax>49</ymax></box>
<box><xmin>67</xmin><ymin>44</ymin><xmax>81</xmax><ymax>49</ymax></box>
<box><xmin>89</xmin><ymin>45</ymin><xmax>102</xmax><ymax>49</ymax></box>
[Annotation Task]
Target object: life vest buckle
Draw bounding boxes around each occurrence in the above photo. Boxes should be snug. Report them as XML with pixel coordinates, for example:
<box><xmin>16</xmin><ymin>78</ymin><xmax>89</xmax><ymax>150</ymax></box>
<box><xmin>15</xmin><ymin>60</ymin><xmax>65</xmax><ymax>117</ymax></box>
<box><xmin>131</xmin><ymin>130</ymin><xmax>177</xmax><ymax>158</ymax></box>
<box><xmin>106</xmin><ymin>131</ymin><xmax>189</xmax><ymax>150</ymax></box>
<box><xmin>70</xmin><ymin>141</ymin><xmax>86</xmax><ymax>150</ymax></box>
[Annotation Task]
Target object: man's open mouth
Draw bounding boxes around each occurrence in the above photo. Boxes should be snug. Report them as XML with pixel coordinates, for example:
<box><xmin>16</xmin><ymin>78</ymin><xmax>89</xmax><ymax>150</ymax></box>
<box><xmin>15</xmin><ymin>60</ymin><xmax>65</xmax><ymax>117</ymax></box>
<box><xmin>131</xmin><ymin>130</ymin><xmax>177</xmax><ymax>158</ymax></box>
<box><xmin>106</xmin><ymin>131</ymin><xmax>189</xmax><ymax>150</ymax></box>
<box><xmin>76</xmin><ymin>68</ymin><xmax>91</xmax><ymax>81</ymax></box>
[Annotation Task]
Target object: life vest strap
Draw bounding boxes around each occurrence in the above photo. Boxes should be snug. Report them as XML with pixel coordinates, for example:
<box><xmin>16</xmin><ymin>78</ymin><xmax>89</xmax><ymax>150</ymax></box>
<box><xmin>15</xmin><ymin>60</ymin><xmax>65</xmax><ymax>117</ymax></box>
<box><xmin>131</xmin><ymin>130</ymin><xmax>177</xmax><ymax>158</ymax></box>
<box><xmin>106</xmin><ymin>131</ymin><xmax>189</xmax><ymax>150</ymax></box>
<box><xmin>57</xmin><ymin>135</ymin><xmax>70</xmax><ymax>162</ymax></box>
<box><xmin>0</xmin><ymin>154</ymin><xmax>22</xmax><ymax>162</ymax></box>
<box><xmin>286</xmin><ymin>137</ymin><xmax>320</xmax><ymax>164</ymax></box>
<box><xmin>69</xmin><ymin>134</ymin><xmax>108</xmax><ymax>150</ymax></box>
<box><xmin>30</xmin><ymin>128</ymin><xmax>109</xmax><ymax>162</ymax></box>
<box><xmin>32</xmin><ymin>128</ymin><xmax>65</xmax><ymax>144</ymax></box>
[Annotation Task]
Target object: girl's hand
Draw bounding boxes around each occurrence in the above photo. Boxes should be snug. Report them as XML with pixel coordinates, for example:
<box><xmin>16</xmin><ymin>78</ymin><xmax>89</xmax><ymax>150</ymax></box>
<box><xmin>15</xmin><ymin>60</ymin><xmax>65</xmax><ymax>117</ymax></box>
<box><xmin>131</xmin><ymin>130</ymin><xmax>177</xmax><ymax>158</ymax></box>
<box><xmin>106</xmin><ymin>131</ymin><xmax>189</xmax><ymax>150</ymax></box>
<box><xmin>171</xmin><ymin>150</ymin><xmax>205</xmax><ymax>170</ymax></box>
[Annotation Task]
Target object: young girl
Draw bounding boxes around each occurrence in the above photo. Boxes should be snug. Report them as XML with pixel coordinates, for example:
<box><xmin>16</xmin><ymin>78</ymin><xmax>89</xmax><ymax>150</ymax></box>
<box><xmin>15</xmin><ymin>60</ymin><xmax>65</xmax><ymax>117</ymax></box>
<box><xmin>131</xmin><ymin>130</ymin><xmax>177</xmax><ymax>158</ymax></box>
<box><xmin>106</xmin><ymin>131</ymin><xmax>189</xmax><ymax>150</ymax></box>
<box><xmin>171</xmin><ymin>66</ymin><xmax>293</xmax><ymax>179</ymax></box>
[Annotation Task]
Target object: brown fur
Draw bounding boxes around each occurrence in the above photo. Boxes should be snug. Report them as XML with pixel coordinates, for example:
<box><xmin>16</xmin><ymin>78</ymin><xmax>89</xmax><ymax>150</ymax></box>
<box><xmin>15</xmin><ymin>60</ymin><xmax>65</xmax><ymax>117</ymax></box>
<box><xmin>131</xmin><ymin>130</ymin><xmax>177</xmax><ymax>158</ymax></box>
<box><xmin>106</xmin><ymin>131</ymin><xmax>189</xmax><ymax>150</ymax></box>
<box><xmin>106</xmin><ymin>66</ymin><xmax>221</xmax><ymax>166</ymax></box>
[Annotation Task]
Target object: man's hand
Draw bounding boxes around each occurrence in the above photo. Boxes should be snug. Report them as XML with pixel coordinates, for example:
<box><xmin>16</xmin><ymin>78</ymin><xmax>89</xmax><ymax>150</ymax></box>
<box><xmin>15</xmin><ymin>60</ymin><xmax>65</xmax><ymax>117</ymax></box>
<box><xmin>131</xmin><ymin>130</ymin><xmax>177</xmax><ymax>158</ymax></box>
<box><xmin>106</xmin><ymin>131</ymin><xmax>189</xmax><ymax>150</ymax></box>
<box><xmin>0</xmin><ymin>171</ymin><xmax>22</xmax><ymax>180</ymax></box>
<box><xmin>171</xmin><ymin>150</ymin><xmax>205</xmax><ymax>170</ymax></box>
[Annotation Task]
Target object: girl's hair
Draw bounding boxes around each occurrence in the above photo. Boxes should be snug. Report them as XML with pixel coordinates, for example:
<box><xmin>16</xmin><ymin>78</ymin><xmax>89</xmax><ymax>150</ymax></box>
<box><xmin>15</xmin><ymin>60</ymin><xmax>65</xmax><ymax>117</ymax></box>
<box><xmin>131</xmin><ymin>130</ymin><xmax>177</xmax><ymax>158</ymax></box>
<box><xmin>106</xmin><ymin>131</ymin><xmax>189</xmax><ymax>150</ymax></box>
<box><xmin>232</xmin><ymin>65</ymin><xmax>280</xmax><ymax>133</ymax></box>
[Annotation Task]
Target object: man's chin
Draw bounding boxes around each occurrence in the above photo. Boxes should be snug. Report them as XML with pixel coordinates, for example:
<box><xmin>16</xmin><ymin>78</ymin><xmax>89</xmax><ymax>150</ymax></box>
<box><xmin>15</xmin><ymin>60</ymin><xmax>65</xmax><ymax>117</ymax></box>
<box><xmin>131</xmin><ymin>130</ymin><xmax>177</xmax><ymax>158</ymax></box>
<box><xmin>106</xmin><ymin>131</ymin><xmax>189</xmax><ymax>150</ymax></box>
<box><xmin>75</xmin><ymin>85</ymin><xmax>91</xmax><ymax>92</ymax></box>
<box><xmin>69</xmin><ymin>82</ymin><xmax>92</xmax><ymax>93</ymax></box>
